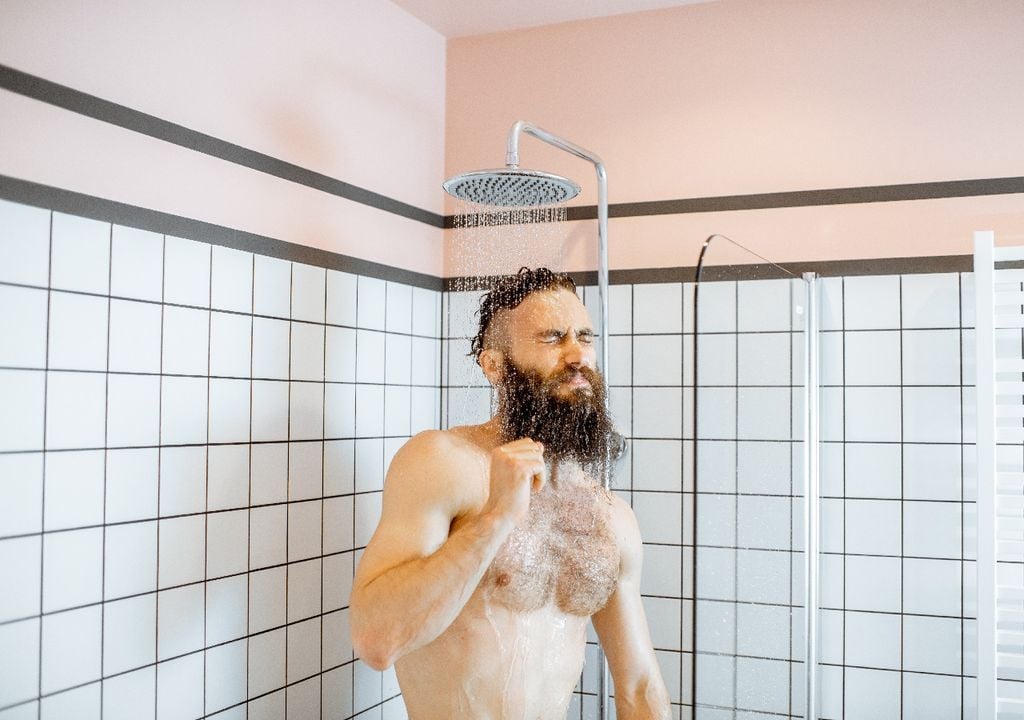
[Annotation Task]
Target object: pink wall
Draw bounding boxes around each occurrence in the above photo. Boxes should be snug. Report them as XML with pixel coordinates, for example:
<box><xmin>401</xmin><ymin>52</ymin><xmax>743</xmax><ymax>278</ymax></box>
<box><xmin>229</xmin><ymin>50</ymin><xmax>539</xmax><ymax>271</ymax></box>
<box><xmin>4</xmin><ymin>0</ymin><xmax>1022</xmax><ymax>278</ymax></box>
<box><xmin>445</xmin><ymin>0</ymin><xmax>1024</xmax><ymax>274</ymax></box>
<box><xmin>0</xmin><ymin>0</ymin><xmax>447</xmax><ymax>276</ymax></box>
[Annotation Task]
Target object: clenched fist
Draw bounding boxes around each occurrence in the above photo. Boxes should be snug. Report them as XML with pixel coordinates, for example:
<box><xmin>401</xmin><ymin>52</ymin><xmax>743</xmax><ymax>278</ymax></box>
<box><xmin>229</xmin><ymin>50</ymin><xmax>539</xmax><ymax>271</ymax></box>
<box><xmin>481</xmin><ymin>438</ymin><xmax>546</xmax><ymax>527</ymax></box>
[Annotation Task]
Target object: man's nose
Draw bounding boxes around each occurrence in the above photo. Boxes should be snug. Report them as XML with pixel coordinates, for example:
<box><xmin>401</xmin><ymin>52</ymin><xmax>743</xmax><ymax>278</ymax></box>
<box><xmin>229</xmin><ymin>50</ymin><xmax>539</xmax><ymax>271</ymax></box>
<box><xmin>562</xmin><ymin>338</ymin><xmax>592</xmax><ymax>367</ymax></box>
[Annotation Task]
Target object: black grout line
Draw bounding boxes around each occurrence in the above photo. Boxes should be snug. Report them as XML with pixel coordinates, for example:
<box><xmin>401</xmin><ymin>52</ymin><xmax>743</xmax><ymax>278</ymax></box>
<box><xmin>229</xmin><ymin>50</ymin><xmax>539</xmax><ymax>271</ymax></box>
<box><xmin>730</xmin><ymin>279</ymin><xmax>740</xmax><ymax>713</ymax></box>
<box><xmin>350</xmin><ymin>275</ymin><xmax>361</xmax><ymax>715</ymax></box>
<box><xmin>841</xmin><ymin>275</ymin><xmax>848</xmax><ymax>720</ymax></box>
<box><xmin>1</xmin><ymin>277</ymin><xmax>444</xmax><ymax>336</ymax></box>
<box><xmin>153</xmin><ymin>231</ymin><xmax>167</xmax><ymax>720</ymax></box>
<box><xmin>245</xmin><ymin>251</ymin><xmax>254</xmax><ymax>720</ymax></box>
<box><xmin>958</xmin><ymin>271</ymin><xmax>966</xmax><ymax>720</ymax></box>
<box><xmin>35</xmin><ymin>209</ymin><xmax>52</xmax><ymax>720</ymax></box>
<box><xmin>0</xmin><ymin>371</ymin><xmax>981</xmax><ymax>391</ymax></box>
<box><xmin>787</xmin><ymin>276</ymin><xmax>795</xmax><ymax>720</ymax></box>
<box><xmin>283</xmin><ymin>263</ymin><xmax>292</xmax><ymax>719</ymax></box>
<box><xmin>319</xmin><ymin>268</ymin><xmax>328</xmax><ymax>720</ymax></box>
<box><xmin>690</xmin><ymin>278</ymin><xmax>701</xmax><ymax>716</ymax></box>
<box><xmin>899</xmin><ymin>275</ymin><xmax>905</xmax><ymax>720</ymax></box>
<box><xmin>202</xmin><ymin>241</ymin><xmax>213</xmax><ymax>717</ymax></box>
<box><xmin>99</xmin><ymin>218</ymin><xmax>113</xmax><ymax>716</ymax></box>
<box><xmin>0</xmin><ymin>492</ymin><xmax>412</xmax><ymax>542</ymax></box>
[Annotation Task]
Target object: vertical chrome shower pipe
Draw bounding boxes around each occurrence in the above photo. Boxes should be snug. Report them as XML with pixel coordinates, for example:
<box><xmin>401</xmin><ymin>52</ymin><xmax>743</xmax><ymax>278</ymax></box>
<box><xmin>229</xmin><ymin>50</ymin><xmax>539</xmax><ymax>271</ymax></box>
<box><xmin>802</xmin><ymin>273</ymin><xmax>821</xmax><ymax>720</ymax></box>
<box><xmin>506</xmin><ymin>121</ymin><xmax>611</xmax><ymax>720</ymax></box>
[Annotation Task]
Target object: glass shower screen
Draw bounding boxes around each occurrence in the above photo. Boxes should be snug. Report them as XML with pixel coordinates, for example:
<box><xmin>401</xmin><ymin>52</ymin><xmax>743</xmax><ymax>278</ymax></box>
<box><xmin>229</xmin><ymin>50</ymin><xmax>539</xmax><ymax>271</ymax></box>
<box><xmin>691</xmin><ymin>237</ymin><xmax>821</xmax><ymax>719</ymax></box>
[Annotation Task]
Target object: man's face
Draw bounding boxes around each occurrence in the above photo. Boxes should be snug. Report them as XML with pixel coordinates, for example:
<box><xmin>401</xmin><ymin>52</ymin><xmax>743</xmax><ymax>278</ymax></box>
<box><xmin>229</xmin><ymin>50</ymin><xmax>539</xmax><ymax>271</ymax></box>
<box><xmin>486</xmin><ymin>288</ymin><xmax>619</xmax><ymax>467</ymax></box>
<box><xmin>497</xmin><ymin>288</ymin><xmax>598</xmax><ymax>397</ymax></box>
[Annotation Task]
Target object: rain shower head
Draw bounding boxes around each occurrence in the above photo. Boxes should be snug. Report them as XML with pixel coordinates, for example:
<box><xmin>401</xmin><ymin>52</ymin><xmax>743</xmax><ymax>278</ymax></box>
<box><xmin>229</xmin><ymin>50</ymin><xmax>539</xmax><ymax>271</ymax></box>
<box><xmin>442</xmin><ymin>167</ymin><xmax>580</xmax><ymax>207</ymax></box>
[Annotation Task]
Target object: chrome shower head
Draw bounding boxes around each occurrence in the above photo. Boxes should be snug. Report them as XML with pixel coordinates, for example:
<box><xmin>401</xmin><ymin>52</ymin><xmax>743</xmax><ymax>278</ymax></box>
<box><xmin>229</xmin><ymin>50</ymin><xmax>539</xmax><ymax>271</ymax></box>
<box><xmin>442</xmin><ymin>168</ymin><xmax>580</xmax><ymax>208</ymax></box>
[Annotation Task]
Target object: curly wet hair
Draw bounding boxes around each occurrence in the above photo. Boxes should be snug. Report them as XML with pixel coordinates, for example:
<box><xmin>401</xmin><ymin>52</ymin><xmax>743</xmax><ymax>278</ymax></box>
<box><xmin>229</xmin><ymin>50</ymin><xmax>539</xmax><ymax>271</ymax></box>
<box><xmin>469</xmin><ymin>267</ymin><xmax>577</xmax><ymax>362</ymax></box>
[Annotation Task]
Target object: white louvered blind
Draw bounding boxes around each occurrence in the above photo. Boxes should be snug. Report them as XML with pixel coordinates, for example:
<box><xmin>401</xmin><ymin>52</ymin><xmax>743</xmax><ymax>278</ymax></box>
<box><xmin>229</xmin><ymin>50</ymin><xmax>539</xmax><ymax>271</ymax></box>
<box><xmin>976</xmin><ymin>231</ymin><xmax>1024</xmax><ymax>720</ymax></box>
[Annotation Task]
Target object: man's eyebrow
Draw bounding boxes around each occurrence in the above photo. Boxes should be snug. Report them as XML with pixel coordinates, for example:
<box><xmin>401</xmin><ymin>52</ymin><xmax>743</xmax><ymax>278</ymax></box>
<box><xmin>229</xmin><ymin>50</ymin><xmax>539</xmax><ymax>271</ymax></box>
<box><xmin>533</xmin><ymin>326</ymin><xmax>595</xmax><ymax>337</ymax></box>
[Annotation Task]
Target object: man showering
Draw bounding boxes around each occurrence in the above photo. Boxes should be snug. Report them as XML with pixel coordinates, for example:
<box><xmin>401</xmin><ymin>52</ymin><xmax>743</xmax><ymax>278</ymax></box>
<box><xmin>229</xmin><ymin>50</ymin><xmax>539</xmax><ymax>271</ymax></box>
<box><xmin>350</xmin><ymin>268</ymin><xmax>671</xmax><ymax>719</ymax></box>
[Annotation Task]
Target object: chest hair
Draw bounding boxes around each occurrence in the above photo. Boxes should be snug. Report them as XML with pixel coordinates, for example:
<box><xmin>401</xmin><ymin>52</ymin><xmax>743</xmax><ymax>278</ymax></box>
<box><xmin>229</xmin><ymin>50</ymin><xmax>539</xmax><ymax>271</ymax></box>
<box><xmin>482</xmin><ymin>480</ymin><xmax>619</xmax><ymax>616</ymax></box>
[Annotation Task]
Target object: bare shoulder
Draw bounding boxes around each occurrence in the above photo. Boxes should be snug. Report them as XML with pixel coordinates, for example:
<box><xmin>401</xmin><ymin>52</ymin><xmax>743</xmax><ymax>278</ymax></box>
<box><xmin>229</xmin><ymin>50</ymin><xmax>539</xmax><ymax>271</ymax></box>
<box><xmin>389</xmin><ymin>427</ymin><xmax>484</xmax><ymax>473</ymax></box>
<box><xmin>604</xmin><ymin>492</ymin><xmax>644</xmax><ymax>565</ymax></box>
<box><xmin>390</xmin><ymin>428</ymin><xmax>470</xmax><ymax>466</ymax></box>
<box><xmin>384</xmin><ymin>427</ymin><xmax>488</xmax><ymax>510</ymax></box>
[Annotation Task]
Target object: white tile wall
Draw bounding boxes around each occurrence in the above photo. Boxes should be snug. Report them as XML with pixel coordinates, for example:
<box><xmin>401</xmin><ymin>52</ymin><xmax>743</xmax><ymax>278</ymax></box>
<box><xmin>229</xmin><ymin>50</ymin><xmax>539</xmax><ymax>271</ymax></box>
<box><xmin>737</xmin><ymin>332</ymin><xmax>790</xmax><ymax>386</ymax></box>
<box><xmin>580</xmin><ymin>273</ymin><xmax>974</xmax><ymax>718</ymax></box>
<box><xmin>50</xmin><ymin>213</ymin><xmax>109</xmax><ymax>295</ymax></box>
<box><xmin>736</xmin><ymin>278</ymin><xmax>792</xmax><ymax>332</ymax></box>
<box><xmin>902</xmin><ymin>273</ymin><xmax>961</xmax><ymax>329</ymax></box>
<box><xmin>903</xmin><ymin>671</ymin><xmax>962</xmax><ymax>720</ymax></box>
<box><xmin>0</xmin><ymin>202</ymin><xmax>439</xmax><ymax>720</ymax></box>
<box><xmin>634</xmin><ymin>283</ymin><xmax>684</xmax><ymax>335</ymax></box>
<box><xmin>0</xmin><ymin>200</ymin><xmax>50</xmax><ymax>286</ymax></box>
<box><xmin>694</xmin><ymin>281</ymin><xmax>736</xmax><ymax>334</ymax></box>
<box><xmin>845</xmin><ymin>555</ymin><xmax>901</xmax><ymax>612</ymax></box>
<box><xmin>327</xmin><ymin>270</ymin><xmax>359</xmax><ymax>328</ymax></box>
<box><xmin>2</xmin><ymin>200</ymin><xmax>980</xmax><ymax>719</ymax></box>
<box><xmin>844</xmin><ymin>275</ymin><xmax>901</xmax><ymax>330</ymax></box>
<box><xmin>44</xmin><ymin>449</ymin><xmax>104</xmax><ymax>530</ymax></box>
<box><xmin>0</xmin><ymin>458</ymin><xmax>41</xmax><ymax>536</ymax></box>
<box><xmin>253</xmin><ymin>255</ymin><xmax>291</xmax><ymax>319</ymax></box>
<box><xmin>634</xmin><ymin>334</ymin><xmax>682</xmax><ymax>386</ymax></box>
<box><xmin>695</xmin><ymin>333</ymin><xmax>736</xmax><ymax>386</ymax></box>
<box><xmin>844</xmin><ymin>330</ymin><xmax>901</xmax><ymax>385</ymax></box>
<box><xmin>845</xmin><ymin>442</ymin><xmax>901</xmax><ymax>499</ymax></box>
<box><xmin>164</xmin><ymin>236</ymin><xmax>211</xmax><ymax>308</ymax></box>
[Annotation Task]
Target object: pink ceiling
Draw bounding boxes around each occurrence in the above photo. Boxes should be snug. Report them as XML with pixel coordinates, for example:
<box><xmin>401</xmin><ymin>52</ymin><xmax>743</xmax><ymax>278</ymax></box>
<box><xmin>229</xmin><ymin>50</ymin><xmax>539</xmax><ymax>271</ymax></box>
<box><xmin>390</xmin><ymin>0</ymin><xmax>717</xmax><ymax>38</ymax></box>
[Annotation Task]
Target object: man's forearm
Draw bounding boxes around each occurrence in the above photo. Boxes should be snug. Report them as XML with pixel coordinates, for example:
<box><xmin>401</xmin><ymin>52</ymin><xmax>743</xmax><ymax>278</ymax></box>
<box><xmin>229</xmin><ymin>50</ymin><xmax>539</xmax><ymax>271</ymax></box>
<box><xmin>614</xmin><ymin>675</ymin><xmax>672</xmax><ymax>720</ymax></box>
<box><xmin>350</xmin><ymin>511</ymin><xmax>513</xmax><ymax>669</ymax></box>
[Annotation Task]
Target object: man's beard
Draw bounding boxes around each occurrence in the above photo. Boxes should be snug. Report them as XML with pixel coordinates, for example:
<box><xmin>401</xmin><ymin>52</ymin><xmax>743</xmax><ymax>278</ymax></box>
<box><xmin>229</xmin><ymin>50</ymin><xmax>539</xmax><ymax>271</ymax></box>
<box><xmin>495</xmin><ymin>358</ymin><xmax>625</xmax><ymax>471</ymax></box>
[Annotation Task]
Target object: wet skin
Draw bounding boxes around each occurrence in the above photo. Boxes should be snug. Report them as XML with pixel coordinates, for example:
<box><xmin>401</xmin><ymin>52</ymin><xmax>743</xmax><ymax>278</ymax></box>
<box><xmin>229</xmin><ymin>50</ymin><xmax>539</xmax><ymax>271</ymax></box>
<box><xmin>394</xmin><ymin>430</ymin><xmax>620</xmax><ymax>719</ymax></box>
<box><xmin>350</xmin><ymin>290</ymin><xmax>670</xmax><ymax>719</ymax></box>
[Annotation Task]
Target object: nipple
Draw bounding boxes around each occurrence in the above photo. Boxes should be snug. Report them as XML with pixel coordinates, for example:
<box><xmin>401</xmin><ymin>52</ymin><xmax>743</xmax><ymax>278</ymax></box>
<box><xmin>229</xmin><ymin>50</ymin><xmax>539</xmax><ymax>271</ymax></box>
<box><xmin>495</xmin><ymin>572</ymin><xmax>511</xmax><ymax>587</ymax></box>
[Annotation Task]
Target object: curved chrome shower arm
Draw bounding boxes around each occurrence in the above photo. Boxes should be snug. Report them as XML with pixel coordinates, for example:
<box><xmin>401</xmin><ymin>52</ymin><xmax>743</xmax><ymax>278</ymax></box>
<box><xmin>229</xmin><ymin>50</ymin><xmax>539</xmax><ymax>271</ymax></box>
<box><xmin>506</xmin><ymin>121</ymin><xmax>604</xmax><ymax>169</ymax></box>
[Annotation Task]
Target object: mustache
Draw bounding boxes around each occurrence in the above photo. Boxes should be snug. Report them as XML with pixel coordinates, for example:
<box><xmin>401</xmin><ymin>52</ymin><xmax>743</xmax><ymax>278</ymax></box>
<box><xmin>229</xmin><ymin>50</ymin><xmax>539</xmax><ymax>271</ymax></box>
<box><xmin>543</xmin><ymin>365</ymin><xmax>598</xmax><ymax>389</ymax></box>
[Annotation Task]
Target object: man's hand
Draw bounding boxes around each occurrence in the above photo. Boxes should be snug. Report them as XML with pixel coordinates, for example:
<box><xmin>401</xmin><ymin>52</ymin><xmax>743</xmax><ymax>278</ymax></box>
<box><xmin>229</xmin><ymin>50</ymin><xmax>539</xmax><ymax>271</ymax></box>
<box><xmin>351</xmin><ymin>431</ymin><xmax>536</xmax><ymax>669</ymax></box>
<box><xmin>481</xmin><ymin>438</ymin><xmax>546</xmax><ymax>527</ymax></box>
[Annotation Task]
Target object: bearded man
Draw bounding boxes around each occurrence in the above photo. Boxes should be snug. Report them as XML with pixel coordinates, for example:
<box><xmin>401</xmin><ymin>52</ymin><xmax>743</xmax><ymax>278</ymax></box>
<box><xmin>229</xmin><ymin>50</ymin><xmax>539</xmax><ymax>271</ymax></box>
<box><xmin>350</xmin><ymin>268</ymin><xmax>671</xmax><ymax>719</ymax></box>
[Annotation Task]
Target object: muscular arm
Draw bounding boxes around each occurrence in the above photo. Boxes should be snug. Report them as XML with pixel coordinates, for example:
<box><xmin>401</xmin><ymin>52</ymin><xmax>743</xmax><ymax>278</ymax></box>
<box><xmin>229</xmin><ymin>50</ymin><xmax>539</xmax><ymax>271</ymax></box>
<box><xmin>349</xmin><ymin>431</ymin><xmax>543</xmax><ymax>670</ymax></box>
<box><xmin>592</xmin><ymin>497</ymin><xmax>671</xmax><ymax>720</ymax></box>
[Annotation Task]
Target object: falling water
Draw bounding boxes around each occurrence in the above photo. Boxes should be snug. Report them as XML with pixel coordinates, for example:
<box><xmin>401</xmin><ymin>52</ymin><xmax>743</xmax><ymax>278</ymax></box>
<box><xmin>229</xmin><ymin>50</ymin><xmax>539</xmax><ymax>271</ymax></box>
<box><xmin>441</xmin><ymin>191</ymin><xmax>629</xmax><ymax>720</ymax></box>
<box><xmin>448</xmin><ymin>202</ymin><xmax>571</xmax><ymax>291</ymax></box>
<box><xmin>444</xmin><ymin>200</ymin><xmax>574</xmax><ymax>429</ymax></box>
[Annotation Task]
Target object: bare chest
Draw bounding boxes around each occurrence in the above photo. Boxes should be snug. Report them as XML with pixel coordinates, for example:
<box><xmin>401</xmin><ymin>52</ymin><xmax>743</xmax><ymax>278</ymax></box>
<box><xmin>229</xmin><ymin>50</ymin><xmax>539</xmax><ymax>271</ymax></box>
<box><xmin>481</xmin><ymin>482</ymin><xmax>619</xmax><ymax>617</ymax></box>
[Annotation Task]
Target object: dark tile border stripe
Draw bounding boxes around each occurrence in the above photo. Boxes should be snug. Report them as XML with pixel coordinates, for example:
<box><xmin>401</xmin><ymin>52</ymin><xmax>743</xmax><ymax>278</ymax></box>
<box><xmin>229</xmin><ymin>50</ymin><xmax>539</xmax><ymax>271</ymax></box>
<box><xmin>0</xmin><ymin>63</ymin><xmax>445</xmax><ymax>229</ymax></box>
<box><xmin>560</xmin><ymin>177</ymin><xmax>1024</xmax><ymax>222</ymax></box>
<box><xmin>3</xmin><ymin>174</ymin><xmax>1010</xmax><ymax>290</ymax></box>
<box><xmin>443</xmin><ymin>177</ymin><xmax>1024</xmax><ymax>227</ymax></box>
<box><xmin>0</xmin><ymin>174</ymin><xmax>443</xmax><ymax>291</ymax></box>
<box><xmin>5</xmin><ymin>63</ymin><xmax>1021</xmax><ymax>234</ymax></box>
<box><xmin>442</xmin><ymin>175</ymin><xmax>1024</xmax><ymax>225</ymax></box>
<box><xmin>445</xmin><ymin>254</ymin><xmax>980</xmax><ymax>290</ymax></box>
